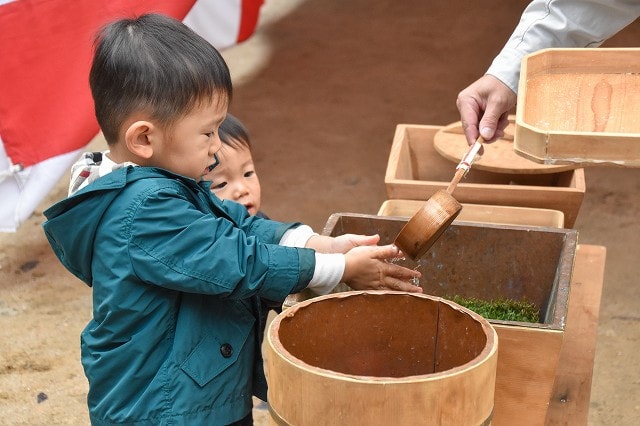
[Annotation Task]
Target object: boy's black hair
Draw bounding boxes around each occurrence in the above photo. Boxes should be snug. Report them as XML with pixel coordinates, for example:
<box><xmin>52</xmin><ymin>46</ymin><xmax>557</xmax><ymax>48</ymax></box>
<box><xmin>89</xmin><ymin>13</ymin><xmax>233</xmax><ymax>144</ymax></box>
<box><xmin>219</xmin><ymin>113</ymin><xmax>251</xmax><ymax>150</ymax></box>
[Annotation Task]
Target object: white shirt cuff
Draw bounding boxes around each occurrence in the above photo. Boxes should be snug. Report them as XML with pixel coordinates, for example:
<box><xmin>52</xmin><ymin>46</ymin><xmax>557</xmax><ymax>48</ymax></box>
<box><xmin>279</xmin><ymin>225</ymin><xmax>317</xmax><ymax>247</ymax></box>
<box><xmin>306</xmin><ymin>253</ymin><xmax>345</xmax><ymax>295</ymax></box>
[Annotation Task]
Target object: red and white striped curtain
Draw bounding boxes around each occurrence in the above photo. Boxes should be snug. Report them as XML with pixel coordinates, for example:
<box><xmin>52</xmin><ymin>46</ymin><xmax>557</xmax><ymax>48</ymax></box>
<box><xmin>0</xmin><ymin>0</ymin><xmax>264</xmax><ymax>231</ymax></box>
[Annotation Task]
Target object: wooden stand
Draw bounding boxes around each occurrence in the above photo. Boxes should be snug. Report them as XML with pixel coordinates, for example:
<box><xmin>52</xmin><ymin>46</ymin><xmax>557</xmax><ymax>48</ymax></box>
<box><xmin>489</xmin><ymin>244</ymin><xmax>605</xmax><ymax>425</ymax></box>
<box><xmin>545</xmin><ymin>244</ymin><xmax>606</xmax><ymax>425</ymax></box>
<box><xmin>281</xmin><ymin>238</ymin><xmax>605</xmax><ymax>424</ymax></box>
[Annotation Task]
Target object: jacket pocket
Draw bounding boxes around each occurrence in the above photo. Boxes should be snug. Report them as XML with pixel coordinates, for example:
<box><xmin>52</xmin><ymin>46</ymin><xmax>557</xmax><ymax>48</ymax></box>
<box><xmin>180</xmin><ymin>312</ymin><xmax>254</xmax><ymax>387</ymax></box>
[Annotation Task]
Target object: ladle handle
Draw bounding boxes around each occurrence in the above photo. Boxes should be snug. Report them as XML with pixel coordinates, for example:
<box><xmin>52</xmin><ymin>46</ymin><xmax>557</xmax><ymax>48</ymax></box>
<box><xmin>446</xmin><ymin>136</ymin><xmax>485</xmax><ymax>194</ymax></box>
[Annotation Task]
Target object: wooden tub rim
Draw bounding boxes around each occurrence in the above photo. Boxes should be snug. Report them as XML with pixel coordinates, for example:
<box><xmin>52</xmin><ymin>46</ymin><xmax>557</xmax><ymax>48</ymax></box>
<box><xmin>267</xmin><ymin>290</ymin><xmax>499</xmax><ymax>384</ymax></box>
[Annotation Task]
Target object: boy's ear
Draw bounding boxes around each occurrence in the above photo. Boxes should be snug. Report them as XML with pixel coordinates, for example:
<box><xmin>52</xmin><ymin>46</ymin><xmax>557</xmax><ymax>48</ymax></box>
<box><xmin>124</xmin><ymin>120</ymin><xmax>156</xmax><ymax>159</ymax></box>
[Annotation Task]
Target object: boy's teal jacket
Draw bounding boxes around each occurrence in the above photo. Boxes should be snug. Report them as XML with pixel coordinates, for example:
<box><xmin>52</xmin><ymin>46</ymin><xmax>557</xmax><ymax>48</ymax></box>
<box><xmin>43</xmin><ymin>166</ymin><xmax>314</xmax><ymax>425</ymax></box>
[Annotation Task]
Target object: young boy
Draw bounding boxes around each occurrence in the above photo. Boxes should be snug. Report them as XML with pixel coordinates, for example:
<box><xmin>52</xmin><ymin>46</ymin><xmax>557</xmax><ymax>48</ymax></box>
<box><xmin>42</xmin><ymin>14</ymin><xmax>421</xmax><ymax>425</ymax></box>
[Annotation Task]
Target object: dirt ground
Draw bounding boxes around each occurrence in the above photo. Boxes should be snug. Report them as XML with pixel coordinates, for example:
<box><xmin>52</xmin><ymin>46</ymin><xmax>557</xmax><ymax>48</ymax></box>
<box><xmin>1</xmin><ymin>1</ymin><xmax>639</xmax><ymax>424</ymax></box>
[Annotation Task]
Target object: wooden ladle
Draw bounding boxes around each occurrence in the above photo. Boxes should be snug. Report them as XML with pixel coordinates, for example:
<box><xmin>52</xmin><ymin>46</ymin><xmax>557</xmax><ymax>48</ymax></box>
<box><xmin>394</xmin><ymin>137</ymin><xmax>485</xmax><ymax>260</ymax></box>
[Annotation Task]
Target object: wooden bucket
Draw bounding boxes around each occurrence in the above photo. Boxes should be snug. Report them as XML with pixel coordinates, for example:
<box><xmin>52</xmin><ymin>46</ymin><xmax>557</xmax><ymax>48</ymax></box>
<box><xmin>267</xmin><ymin>291</ymin><xmax>498</xmax><ymax>425</ymax></box>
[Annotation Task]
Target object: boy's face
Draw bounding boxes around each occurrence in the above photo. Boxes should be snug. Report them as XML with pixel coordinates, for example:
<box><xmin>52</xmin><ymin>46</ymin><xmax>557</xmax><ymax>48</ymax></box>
<box><xmin>204</xmin><ymin>143</ymin><xmax>262</xmax><ymax>216</ymax></box>
<box><xmin>151</xmin><ymin>98</ymin><xmax>227</xmax><ymax>181</ymax></box>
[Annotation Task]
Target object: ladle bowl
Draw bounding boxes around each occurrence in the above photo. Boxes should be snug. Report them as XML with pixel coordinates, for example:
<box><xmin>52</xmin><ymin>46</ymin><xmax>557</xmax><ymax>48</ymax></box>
<box><xmin>394</xmin><ymin>189</ymin><xmax>462</xmax><ymax>260</ymax></box>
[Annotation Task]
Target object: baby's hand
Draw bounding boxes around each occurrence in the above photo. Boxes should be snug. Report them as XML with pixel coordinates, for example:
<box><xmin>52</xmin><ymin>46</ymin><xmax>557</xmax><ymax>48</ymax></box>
<box><xmin>342</xmin><ymin>244</ymin><xmax>422</xmax><ymax>293</ymax></box>
<box><xmin>330</xmin><ymin>233</ymin><xmax>380</xmax><ymax>254</ymax></box>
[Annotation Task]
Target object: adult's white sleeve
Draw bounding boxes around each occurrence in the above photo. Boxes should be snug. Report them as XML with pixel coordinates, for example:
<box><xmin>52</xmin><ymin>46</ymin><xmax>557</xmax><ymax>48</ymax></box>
<box><xmin>486</xmin><ymin>0</ymin><xmax>640</xmax><ymax>93</ymax></box>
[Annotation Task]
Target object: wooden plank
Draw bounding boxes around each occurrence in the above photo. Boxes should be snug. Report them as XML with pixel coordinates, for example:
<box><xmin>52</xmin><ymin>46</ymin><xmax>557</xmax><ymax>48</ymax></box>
<box><xmin>492</xmin><ymin>326</ymin><xmax>564</xmax><ymax>425</ymax></box>
<box><xmin>545</xmin><ymin>245</ymin><xmax>606</xmax><ymax>425</ymax></box>
<box><xmin>378</xmin><ymin>199</ymin><xmax>565</xmax><ymax>228</ymax></box>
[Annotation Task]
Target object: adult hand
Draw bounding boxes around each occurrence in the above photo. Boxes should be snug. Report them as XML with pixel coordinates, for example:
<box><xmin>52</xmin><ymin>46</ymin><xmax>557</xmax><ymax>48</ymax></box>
<box><xmin>456</xmin><ymin>74</ymin><xmax>517</xmax><ymax>146</ymax></box>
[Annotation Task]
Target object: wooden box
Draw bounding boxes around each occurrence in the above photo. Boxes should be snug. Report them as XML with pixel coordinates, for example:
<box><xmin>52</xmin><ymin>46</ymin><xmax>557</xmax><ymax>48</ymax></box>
<box><xmin>385</xmin><ymin>124</ymin><xmax>586</xmax><ymax>227</ymax></box>
<box><xmin>516</xmin><ymin>48</ymin><xmax>640</xmax><ymax>166</ymax></box>
<box><xmin>378</xmin><ymin>199</ymin><xmax>565</xmax><ymax>228</ymax></box>
<box><xmin>321</xmin><ymin>213</ymin><xmax>578</xmax><ymax>425</ymax></box>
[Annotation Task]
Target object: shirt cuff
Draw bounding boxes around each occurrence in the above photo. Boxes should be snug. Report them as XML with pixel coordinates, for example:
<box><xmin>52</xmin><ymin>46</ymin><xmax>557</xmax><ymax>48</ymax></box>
<box><xmin>306</xmin><ymin>253</ymin><xmax>345</xmax><ymax>295</ymax></box>
<box><xmin>279</xmin><ymin>225</ymin><xmax>317</xmax><ymax>248</ymax></box>
<box><xmin>486</xmin><ymin>48</ymin><xmax>524</xmax><ymax>94</ymax></box>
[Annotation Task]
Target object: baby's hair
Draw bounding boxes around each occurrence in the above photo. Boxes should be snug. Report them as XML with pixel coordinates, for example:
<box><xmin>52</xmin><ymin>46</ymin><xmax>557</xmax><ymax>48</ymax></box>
<box><xmin>220</xmin><ymin>113</ymin><xmax>251</xmax><ymax>151</ymax></box>
<box><xmin>89</xmin><ymin>13</ymin><xmax>232</xmax><ymax>144</ymax></box>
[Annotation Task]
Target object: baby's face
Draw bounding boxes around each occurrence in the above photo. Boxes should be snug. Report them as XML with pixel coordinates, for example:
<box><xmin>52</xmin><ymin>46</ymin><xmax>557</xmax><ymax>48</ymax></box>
<box><xmin>204</xmin><ymin>142</ymin><xmax>262</xmax><ymax>216</ymax></box>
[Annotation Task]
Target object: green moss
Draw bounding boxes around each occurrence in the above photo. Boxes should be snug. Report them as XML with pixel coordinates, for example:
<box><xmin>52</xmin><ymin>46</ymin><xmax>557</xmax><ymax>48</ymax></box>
<box><xmin>447</xmin><ymin>295</ymin><xmax>540</xmax><ymax>323</ymax></box>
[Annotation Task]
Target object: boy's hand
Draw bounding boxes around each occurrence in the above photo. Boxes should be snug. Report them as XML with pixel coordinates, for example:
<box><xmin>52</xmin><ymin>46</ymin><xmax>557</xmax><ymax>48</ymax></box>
<box><xmin>330</xmin><ymin>233</ymin><xmax>380</xmax><ymax>254</ymax></box>
<box><xmin>306</xmin><ymin>233</ymin><xmax>381</xmax><ymax>254</ymax></box>
<box><xmin>342</xmin><ymin>244</ymin><xmax>422</xmax><ymax>293</ymax></box>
